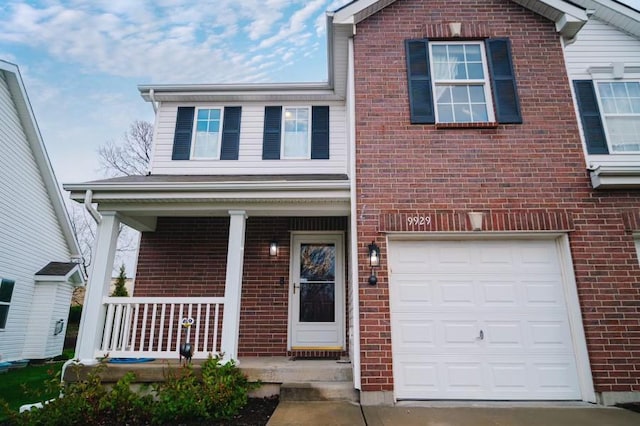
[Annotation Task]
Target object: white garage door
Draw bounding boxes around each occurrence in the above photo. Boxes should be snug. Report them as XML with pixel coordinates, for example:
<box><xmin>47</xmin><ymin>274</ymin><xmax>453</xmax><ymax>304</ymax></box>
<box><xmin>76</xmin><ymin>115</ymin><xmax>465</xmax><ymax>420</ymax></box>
<box><xmin>388</xmin><ymin>239</ymin><xmax>582</xmax><ymax>400</ymax></box>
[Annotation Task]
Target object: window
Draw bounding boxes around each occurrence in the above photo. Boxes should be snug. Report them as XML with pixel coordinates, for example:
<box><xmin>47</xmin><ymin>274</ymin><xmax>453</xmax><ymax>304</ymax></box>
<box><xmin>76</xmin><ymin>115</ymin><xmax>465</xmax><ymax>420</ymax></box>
<box><xmin>406</xmin><ymin>38</ymin><xmax>521</xmax><ymax>125</ymax></box>
<box><xmin>262</xmin><ymin>106</ymin><xmax>330</xmax><ymax>160</ymax></box>
<box><xmin>171</xmin><ymin>106</ymin><xmax>242</xmax><ymax>161</ymax></box>
<box><xmin>192</xmin><ymin>108</ymin><xmax>222</xmax><ymax>159</ymax></box>
<box><xmin>430</xmin><ymin>42</ymin><xmax>493</xmax><ymax>123</ymax></box>
<box><xmin>0</xmin><ymin>279</ymin><xmax>15</xmax><ymax>329</ymax></box>
<box><xmin>283</xmin><ymin>107</ymin><xmax>311</xmax><ymax>158</ymax></box>
<box><xmin>596</xmin><ymin>81</ymin><xmax>640</xmax><ymax>153</ymax></box>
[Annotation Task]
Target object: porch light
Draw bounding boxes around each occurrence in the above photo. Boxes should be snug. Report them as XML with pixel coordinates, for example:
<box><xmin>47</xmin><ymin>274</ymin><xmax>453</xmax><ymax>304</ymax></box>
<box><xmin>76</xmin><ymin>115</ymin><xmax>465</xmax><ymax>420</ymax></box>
<box><xmin>368</xmin><ymin>242</ymin><xmax>380</xmax><ymax>267</ymax></box>
<box><xmin>269</xmin><ymin>240</ymin><xmax>279</xmax><ymax>257</ymax></box>
<box><xmin>368</xmin><ymin>241</ymin><xmax>381</xmax><ymax>285</ymax></box>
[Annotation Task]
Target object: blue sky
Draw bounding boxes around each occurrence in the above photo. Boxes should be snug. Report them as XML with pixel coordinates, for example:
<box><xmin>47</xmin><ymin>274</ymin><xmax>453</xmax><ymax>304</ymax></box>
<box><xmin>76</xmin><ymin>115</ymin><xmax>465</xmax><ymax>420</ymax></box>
<box><xmin>0</xmin><ymin>0</ymin><xmax>350</xmax><ymax>184</ymax></box>
<box><xmin>1</xmin><ymin>0</ymin><xmax>639</xmax><ymax>185</ymax></box>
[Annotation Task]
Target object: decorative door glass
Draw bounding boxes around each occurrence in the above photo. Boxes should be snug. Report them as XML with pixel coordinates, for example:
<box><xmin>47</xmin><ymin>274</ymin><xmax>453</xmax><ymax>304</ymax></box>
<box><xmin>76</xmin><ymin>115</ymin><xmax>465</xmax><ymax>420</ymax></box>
<box><xmin>299</xmin><ymin>244</ymin><xmax>335</xmax><ymax>322</ymax></box>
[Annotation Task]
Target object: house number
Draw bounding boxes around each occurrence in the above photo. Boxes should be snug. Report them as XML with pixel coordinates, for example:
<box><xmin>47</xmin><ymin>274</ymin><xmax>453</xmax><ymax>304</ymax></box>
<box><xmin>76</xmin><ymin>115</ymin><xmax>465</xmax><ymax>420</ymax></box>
<box><xmin>407</xmin><ymin>216</ymin><xmax>431</xmax><ymax>226</ymax></box>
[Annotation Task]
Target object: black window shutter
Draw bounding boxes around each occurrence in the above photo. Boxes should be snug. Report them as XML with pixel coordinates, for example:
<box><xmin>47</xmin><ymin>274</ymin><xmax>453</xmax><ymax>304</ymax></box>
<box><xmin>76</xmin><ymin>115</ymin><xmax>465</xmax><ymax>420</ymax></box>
<box><xmin>405</xmin><ymin>39</ymin><xmax>434</xmax><ymax>124</ymax></box>
<box><xmin>486</xmin><ymin>38</ymin><xmax>522</xmax><ymax>124</ymax></box>
<box><xmin>573</xmin><ymin>80</ymin><xmax>609</xmax><ymax>155</ymax></box>
<box><xmin>220</xmin><ymin>107</ymin><xmax>241</xmax><ymax>160</ymax></box>
<box><xmin>171</xmin><ymin>107</ymin><xmax>195</xmax><ymax>160</ymax></box>
<box><xmin>311</xmin><ymin>106</ymin><xmax>330</xmax><ymax>159</ymax></box>
<box><xmin>263</xmin><ymin>106</ymin><xmax>282</xmax><ymax>159</ymax></box>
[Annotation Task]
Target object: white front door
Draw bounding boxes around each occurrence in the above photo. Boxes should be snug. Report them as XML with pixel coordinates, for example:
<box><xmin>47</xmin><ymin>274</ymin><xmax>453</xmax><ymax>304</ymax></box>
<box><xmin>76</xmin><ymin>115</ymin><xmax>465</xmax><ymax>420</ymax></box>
<box><xmin>289</xmin><ymin>233</ymin><xmax>344</xmax><ymax>350</ymax></box>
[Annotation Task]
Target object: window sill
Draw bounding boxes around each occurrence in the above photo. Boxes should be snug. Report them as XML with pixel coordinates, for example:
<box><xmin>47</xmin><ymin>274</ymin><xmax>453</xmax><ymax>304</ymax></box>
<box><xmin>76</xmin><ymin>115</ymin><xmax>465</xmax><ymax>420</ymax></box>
<box><xmin>590</xmin><ymin>164</ymin><xmax>640</xmax><ymax>189</ymax></box>
<box><xmin>435</xmin><ymin>122</ymin><xmax>499</xmax><ymax>129</ymax></box>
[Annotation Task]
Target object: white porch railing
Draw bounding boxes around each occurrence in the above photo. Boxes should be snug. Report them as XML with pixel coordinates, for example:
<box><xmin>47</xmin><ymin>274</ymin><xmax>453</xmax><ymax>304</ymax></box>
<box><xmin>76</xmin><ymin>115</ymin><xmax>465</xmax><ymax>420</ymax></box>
<box><xmin>99</xmin><ymin>297</ymin><xmax>224</xmax><ymax>359</ymax></box>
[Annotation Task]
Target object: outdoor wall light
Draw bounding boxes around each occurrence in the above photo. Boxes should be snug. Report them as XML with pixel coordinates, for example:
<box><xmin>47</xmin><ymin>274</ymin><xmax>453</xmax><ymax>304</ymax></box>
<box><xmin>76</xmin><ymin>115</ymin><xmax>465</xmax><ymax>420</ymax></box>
<box><xmin>269</xmin><ymin>240</ymin><xmax>279</xmax><ymax>257</ymax></box>
<box><xmin>368</xmin><ymin>241</ymin><xmax>381</xmax><ymax>285</ymax></box>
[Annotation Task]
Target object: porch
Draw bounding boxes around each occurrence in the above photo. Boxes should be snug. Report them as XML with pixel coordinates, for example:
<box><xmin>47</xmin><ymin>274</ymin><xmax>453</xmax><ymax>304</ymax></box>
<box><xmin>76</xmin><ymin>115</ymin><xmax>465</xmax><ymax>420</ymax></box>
<box><xmin>63</xmin><ymin>356</ymin><xmax>357</xmax><ymax>401</ymax></box>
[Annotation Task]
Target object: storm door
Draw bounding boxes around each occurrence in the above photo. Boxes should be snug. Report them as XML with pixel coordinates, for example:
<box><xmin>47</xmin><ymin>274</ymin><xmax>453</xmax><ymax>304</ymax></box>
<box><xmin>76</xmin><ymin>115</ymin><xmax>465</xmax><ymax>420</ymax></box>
<box><xmin>289</xmin><ymin>233</ymin><xmax>344</xmax><ymax>350</ymax></box>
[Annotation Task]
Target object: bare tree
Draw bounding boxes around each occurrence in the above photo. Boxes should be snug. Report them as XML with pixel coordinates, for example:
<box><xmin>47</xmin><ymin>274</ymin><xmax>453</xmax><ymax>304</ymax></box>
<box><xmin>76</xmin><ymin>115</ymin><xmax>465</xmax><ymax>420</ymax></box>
<box><xmin>68</xmin><ymin>120</ymin><xmax>153</xmax><ymax>279</ymax></box>
<box><xmin>97</xmin><ymin>120</ymin><xmax>153</xmax><ymax>177</ymax></box>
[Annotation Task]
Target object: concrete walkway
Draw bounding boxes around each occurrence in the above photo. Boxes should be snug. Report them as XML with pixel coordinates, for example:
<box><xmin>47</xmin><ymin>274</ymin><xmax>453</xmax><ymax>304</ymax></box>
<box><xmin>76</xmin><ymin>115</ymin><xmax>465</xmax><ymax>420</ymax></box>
<box><xmin>267</xmin><ymin>401</ymin><xmax>640</xmax><ymax>426</ymax></box>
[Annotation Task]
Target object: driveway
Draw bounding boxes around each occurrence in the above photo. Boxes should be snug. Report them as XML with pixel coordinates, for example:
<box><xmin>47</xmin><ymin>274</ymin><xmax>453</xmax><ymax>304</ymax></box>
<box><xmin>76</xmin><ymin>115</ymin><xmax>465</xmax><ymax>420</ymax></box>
<box><xmin>267</xmin><ymin>401</ymin><xmax>640</xmax><ymax>426</ymax></box>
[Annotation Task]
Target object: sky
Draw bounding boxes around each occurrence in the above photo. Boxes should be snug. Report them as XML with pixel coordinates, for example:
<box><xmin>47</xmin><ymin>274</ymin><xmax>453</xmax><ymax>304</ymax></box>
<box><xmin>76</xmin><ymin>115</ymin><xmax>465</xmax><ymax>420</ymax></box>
<box><xmin>0</xmin><ymin>0</ymin><xmax>639</xmax><ymax>185</ymax></box>
<box><xmin>0</xmin><ymin>0</ymin><xmax>351</xmax><ymax>185</ymax></box>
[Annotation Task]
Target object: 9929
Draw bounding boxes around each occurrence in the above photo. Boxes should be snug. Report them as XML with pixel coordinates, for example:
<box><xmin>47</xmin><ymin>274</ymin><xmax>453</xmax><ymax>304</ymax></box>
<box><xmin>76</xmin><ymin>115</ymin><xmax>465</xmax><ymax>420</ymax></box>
<box><xmin>407</xmin><ymin>216</ymin><xmax>431</xmax><ymax>226</ymax></box>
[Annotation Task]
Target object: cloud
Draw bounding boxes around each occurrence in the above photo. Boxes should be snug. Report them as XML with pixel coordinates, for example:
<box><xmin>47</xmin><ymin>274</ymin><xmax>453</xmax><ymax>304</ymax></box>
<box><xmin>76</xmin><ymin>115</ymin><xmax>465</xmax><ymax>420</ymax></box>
<box><xmin>0</xmin><ymin>0</ymin><xmax>341</xmax><ymax>84</ymax></box>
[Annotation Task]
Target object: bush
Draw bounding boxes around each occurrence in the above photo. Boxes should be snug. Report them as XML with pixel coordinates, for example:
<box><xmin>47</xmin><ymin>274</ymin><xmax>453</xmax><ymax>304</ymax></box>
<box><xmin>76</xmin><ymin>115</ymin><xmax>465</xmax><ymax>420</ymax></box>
<box><xmin>2</xmin><ymin>356</ymin><xmax>258</xmax><ymax>425</ymax></box>
<box><xmin>67</xmin><ymin>306</ymin><xmax>82</xmax><ymax>324</ymax></box>
<box><xmin>152</xmin><ymin>355</ymin><xmax>259</xmax><ymax>423</ymax></box>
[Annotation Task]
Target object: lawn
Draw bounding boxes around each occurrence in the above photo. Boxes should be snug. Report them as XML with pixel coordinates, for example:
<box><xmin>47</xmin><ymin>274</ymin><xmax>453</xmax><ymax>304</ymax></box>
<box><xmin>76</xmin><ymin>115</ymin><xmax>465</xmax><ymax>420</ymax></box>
<box><xmin>0</xmin><ymin>362</ymin><xmax>65</xmax><ymax>421</ymax></box>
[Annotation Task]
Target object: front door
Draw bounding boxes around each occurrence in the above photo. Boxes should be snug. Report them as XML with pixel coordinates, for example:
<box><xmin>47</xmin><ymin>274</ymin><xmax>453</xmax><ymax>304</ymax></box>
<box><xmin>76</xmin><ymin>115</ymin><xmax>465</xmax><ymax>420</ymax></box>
<box><xmin>289</xmin><ymin>233</ymin><xmax>344</xmax><ymax>350</ymax></box>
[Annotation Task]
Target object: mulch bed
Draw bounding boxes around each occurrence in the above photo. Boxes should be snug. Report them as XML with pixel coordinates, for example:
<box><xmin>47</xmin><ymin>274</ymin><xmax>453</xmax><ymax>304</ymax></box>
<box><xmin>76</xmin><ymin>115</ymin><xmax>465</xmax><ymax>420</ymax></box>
<box><xmin>201</xmin><ymin>397</ymin><xmax>279</xmax><ymax>426</ymax></box>
<box><xmin>616</xmin><ymin>402</ymin><xmax>640</xmax><ymax>414</ymax></box>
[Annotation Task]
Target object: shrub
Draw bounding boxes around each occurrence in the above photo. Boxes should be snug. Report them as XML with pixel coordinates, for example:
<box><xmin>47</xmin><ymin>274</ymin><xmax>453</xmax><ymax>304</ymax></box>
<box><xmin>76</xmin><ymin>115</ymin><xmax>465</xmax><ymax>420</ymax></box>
<box><xmin>3</xmin><ymin>364</ymin><xmax>152</xmax><ymax>426</ymax></box>
<box><xmin>152</xmin><ymin>355</ymin><xmax>259</xmax><ymax>423</ymax></box>
<box><xmin>3</xmin><ymin>356</ymin><xmax>258</xmax><ymax>425</ymax></box>
<box><xmin>67</xmin><ymin>306</ymin><xmax>82</xmax><ymax>324</ymax></box>
<box><xmin>200</xmin><ymin>356</ymin><xmax>258</xmax><ymax>419</ymax></box>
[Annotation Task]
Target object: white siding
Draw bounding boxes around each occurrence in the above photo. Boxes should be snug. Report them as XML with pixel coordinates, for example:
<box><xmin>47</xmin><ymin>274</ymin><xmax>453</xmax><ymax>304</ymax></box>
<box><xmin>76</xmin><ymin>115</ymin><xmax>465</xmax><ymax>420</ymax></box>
<box><xmin>565</xmin><ymin>18</ymin><xmax>640</xmax><ymax>79</ymax></box>
<box><xmin>22</xmin><ymin>282</ymin><xmax>73</xmax><ymax>359</ymax></box>
<box><xmin>565</xmin><ymin>19</ymin><xmax>640</xmax><ymax>168</ymax></box>
<box><xmin>0</xmin><ymin>72</ymin><xmax>71</xmax><ymax>361</ymax></box>
<box><xmin>151</xmin><ymin>102</ymin><xmax>349</xmax><ymax>175</ymax></box>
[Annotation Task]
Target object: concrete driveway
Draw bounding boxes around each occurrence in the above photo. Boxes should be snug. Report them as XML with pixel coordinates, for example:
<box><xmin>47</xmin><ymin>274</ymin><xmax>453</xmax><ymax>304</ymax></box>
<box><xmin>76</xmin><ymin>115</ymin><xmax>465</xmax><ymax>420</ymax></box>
<box><xmin>267</xmin><ymin>401</ymin><xmax>640</xmax><ymax>426</ymax></box>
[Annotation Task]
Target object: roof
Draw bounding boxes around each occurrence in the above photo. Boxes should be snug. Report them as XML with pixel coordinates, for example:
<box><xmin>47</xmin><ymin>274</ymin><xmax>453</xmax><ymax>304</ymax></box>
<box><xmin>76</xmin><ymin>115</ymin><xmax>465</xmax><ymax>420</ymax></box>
<box><xmin>35</xmin><ymin>262</ymin><xmax>85</xmax><ymax>285</ymax></box>
<box><xmin>570</xmin><ymin>0</ymin><xmax>640</xmax><ymax>37</ymax></box>
<box><xmin>0</xmin><ymin>60</ymin><xmax>81</xmax><ymax>260</ymax></box>
<box><xmin>72</xmin><ymin>174</ymin><xmax>349</xmax><ymax>186</ymax></box>
<box><xmin>332</xmin><ymin>0</ymin><xmax>590</xmax><ymax>38</ymax></box>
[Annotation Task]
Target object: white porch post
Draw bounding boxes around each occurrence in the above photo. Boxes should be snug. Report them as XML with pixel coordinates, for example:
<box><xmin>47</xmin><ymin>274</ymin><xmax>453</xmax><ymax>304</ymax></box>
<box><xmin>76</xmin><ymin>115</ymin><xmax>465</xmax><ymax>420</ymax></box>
<box><xmin>75</xmin><ymin>212</ymin><xmax>120</xmax><ymax>364</ymax></box>
<box><xmin>220</xmin><ymin>210</ymin><xmax>247</xmax><ymax>362</ymax></box>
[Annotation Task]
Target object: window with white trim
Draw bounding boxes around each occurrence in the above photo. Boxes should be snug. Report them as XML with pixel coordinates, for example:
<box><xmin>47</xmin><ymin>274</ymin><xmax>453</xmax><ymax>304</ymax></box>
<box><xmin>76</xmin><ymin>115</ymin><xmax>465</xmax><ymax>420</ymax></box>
<box><xmin>282</xmin><ymin>107</ymin><xmax>311</xmax><ymax>159</ymax></box>
<box><xmin>430</xmin><ymin>42</ymin><xmax>494</xmax><ymax>123</ymax></box>
<box><xmin>595</xmin><ymin>81</ymin><xmax>640</xmax><ymax>153</ymax></box>
<box><xmin>0</xmin><ymin>279</ymin><xmax>15</xmax><ymax>330</ymax></box>
<box><xmin>192</xmin><ymin>108</ymin><xmax>223</xmax><ymax>159</ymax></box>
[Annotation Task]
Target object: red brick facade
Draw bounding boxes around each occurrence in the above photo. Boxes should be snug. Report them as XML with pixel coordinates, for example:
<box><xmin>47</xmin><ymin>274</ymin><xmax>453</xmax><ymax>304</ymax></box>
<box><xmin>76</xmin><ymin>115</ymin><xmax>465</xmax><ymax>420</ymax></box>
<box><xmin>135</xmin><ymin>216</ymin><xmax>349</xmax><ymax>357</ymax></box>
<box><xmin>353</xmin><ymin>0</ymin><xmax>640</xmax><ymax>394</ymax></box>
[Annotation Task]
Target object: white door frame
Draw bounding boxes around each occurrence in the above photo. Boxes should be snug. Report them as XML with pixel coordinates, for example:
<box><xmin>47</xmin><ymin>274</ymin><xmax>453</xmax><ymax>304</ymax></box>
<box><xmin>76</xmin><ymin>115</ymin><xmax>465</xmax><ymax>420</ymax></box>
<box><xmin>386</xmin><ymin>232</ymin><xmax>595</xmax><ymax>402</ymax></box>
<box><xmin>288</xmin><ymin>232</ymin><xmax>345</xmax><ymax>351</ymax></box>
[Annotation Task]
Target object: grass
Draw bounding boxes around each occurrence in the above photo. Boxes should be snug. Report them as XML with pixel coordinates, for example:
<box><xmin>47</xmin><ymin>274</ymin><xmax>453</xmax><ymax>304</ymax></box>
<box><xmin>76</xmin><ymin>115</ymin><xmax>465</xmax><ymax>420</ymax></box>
<box><xmin>0</xmin><ymin>361</ymin><xmax>66</xmax><ymax>421</ymax></box>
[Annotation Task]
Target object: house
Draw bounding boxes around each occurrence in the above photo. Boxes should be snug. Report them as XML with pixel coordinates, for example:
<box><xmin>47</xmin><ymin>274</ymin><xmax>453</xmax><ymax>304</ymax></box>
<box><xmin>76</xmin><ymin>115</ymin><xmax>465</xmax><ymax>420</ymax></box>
<box><xmin>64</xmin><ymin>0</ymin><xmax>639</xmax><ymax>406</ymax></box>
<box><xmin>0</xmin><ymin>60</ymin><xmax>84</xmax><ymax>362</ymax></box>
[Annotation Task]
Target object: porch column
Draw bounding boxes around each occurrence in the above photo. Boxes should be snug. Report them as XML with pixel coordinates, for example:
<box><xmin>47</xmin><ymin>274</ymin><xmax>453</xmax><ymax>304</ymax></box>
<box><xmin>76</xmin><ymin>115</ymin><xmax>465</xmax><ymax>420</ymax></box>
<box><xmin>221</xmin><ymin>210</ymin><xmax>247</xmax><ymax>362</ymax></box>
<box><xmin>75</xmin><ymin>212</ymin><xmax>120</xmax><ymax>364</ymax></box>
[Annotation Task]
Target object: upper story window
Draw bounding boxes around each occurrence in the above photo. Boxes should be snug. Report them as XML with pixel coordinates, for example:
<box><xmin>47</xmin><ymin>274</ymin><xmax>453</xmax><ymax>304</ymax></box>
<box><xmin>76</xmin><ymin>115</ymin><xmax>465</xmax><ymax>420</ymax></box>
<box><xmin>0</xmin><ymin>278</ymin><xmax>15</xmax><ymax>329</ymax></box>
<box><xmin>574</xmin><ymin>80</ymin><xmax>640</xmax><ymax>155</ymax></box>
<box><xmin>283</xmin><ymin>107</ymin><xmax>311</xmax><ymax>159</ymax></box>
<box><xmin>193</xmin><ymin>108</ymin><xmax>223</xmax><ymax>159</ymax></box>
<box><xmin>596</xmin><ymin>81</ymin><xmax>640</xmax><ymax>153</ymax></box>
<box><xmin>171</xmin><ymin>106</ymin><xmax>241</xmax><ymax>161</ymax></box>
<box><xmin>406</xmin><ymin>38</ymin><xmax>522</xmax><ymax>125</ymax></box>
<box><xmin>263</xmin><ymin>106</ymin><xmax>329</xmax><ymax>160</ymax></box>
<box><xmin>430</xmin><ymin>42</ymin><xmax>494</xmax><ymax>123</ymax></box>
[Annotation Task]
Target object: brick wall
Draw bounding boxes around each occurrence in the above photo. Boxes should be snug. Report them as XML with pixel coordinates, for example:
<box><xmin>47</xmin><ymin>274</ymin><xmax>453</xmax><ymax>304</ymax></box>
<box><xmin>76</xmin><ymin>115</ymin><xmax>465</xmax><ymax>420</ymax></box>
<box><xmin>135</xmin><ymin>216</ymin><xmax>349</xmax><ymax>357</ymax></box>
<box><xmin>353</xmin><ymin>0</ymin><xmax>640</xmax><ymax>393</ymax></box>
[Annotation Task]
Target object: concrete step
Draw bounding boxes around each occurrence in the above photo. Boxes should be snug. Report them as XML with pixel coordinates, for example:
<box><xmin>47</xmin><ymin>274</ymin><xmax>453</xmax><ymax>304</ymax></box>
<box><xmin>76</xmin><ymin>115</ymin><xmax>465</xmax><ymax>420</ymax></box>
<box><xmin>240</xmin><ymin>358</ymin><xmax>353</xmax><ymax>383</ymax></box>
<box><xmin>279</xmin><ymin>381</ymin><xmax>359</xmax><ymax>402</ymax></box>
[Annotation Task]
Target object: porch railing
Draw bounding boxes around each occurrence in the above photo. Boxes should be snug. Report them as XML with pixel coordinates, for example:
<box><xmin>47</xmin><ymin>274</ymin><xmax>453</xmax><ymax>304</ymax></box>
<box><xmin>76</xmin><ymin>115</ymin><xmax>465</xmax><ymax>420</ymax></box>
<box><xmin>99</xmin><ymin>297</ymin><xmax>224</xmax><ymax>359</ymax></box>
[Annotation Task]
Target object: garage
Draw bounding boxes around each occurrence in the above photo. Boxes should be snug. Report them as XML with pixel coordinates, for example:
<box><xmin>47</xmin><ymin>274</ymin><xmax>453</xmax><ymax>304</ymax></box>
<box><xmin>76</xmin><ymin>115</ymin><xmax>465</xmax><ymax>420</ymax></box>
<box><xmin>388</xmin><ymin>238</ymin><xmax>584</xmax><ymax>400</ymax></box>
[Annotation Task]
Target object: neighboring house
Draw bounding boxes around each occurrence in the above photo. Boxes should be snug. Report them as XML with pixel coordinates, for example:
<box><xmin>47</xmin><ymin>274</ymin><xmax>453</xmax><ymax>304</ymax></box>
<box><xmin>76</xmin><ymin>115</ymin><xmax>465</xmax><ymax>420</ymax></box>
<box><xmin>64</xmin><ymin>0</ymin><xmax>639</xmax><ymax>407</ymax></box>
<box><xmin>0</xmin><ymin>60</ymin><xmax>84</xmax><ymax>362</ymax></box>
